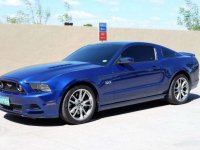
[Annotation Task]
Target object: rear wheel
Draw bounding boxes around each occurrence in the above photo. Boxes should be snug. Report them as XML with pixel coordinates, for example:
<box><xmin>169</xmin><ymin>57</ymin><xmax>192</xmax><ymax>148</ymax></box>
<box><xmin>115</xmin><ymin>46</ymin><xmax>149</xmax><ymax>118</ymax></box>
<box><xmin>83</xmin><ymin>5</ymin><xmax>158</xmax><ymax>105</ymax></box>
<box><xmin>60</xmin><ymin>85</ymin><xmax>96</xmax><ymax>125</ymax></box>
<box><xmin>167</xmin><ymin>74</ymin><xmax>190</xmax><ymax>105</ymax></box>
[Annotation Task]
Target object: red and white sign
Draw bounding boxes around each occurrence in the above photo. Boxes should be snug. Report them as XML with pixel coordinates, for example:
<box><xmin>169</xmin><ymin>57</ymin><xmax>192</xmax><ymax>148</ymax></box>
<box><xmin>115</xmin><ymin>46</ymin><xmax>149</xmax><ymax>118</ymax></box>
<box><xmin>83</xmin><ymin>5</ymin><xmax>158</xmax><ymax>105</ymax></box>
<box><xmin>99</xmin><ymin>32</ymin><xmax>107</xmax><ymax>41</ymax></box>
<box><xmin>99</xmin><ymin>23</ymin><xmax>107</xmax><ymax>41</ymax></box>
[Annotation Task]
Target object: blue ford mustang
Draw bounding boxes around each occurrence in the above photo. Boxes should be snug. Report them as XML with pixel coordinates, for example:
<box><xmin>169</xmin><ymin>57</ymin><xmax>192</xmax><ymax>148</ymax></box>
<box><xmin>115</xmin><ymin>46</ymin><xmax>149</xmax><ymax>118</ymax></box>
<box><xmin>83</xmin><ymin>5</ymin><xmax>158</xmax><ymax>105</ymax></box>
<box><xmin>0</xmin><ymin>42</ymin><xmax>199</xmax><ymax>124</ymax></box>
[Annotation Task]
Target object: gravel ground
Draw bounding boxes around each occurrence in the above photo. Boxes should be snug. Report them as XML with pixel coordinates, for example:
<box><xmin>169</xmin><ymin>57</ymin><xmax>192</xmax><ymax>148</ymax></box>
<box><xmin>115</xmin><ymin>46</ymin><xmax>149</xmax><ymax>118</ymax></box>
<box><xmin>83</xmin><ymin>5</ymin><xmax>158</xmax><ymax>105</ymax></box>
<box><xmin>0</xmin><ymin>86</ymin><xmax>199</xmax><ymax>150</ymax></box>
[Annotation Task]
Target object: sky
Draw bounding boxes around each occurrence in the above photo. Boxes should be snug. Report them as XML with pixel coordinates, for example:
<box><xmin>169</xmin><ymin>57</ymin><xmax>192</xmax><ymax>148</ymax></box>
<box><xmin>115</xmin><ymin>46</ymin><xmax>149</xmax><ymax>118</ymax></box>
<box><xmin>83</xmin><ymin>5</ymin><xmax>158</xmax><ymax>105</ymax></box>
<box><xmin>0</xmin><ymin>0</ymin><xmax>200</xmax><ymax>30</ymax></box>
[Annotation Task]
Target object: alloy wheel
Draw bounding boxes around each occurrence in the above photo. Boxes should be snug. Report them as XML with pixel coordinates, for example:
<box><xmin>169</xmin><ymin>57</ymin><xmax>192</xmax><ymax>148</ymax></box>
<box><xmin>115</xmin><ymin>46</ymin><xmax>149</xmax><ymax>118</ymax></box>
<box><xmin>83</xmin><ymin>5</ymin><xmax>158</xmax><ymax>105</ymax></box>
<box><xmin>67</xmin><ymin>89</ymin><xmax>94</xmax><ymax>121</ymax></box>
<box><xmin>174</xmin><ymin>77</ymin><xmax>189</xmax><ymax>102</ymax></box>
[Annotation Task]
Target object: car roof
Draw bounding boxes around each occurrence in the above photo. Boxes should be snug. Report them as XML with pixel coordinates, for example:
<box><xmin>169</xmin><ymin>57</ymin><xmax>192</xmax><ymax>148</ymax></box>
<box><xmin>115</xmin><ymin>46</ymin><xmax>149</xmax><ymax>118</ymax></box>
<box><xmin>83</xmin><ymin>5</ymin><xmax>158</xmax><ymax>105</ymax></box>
<box><xmin>91</xmin><ymin>41</ymin><xmax>161</xmax><ymax>47</ymax></box>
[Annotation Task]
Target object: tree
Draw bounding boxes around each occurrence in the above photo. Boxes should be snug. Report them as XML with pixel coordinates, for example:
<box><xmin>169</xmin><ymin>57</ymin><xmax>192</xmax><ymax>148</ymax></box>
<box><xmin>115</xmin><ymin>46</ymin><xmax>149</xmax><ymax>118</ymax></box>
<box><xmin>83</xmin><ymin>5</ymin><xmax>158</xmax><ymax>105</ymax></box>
<box><xmin>178</xmin><ymin>0</ymin><xmax>200</xmax><ymax>31</ymax></box>
<box><xmin>83</xmin><ymin>23</ymin><xmax>93</xmax><ymax>27</ymax></box>
<box><xmin>23</xmin><ymin>0</ymin><xmax>51</xmax><ymax>24</ymax></box>
<box><xmin>6</xmin><ymin>0</ymin><xmax>51</xmax><ymax>24</ymax></box>
<box><xmin>6</xmin><ymin>11</ymin><xmax>30</xmax><ymax>24</ymax></box>
<box><xmin>58</xmin><ymin>1</ymin><xmax>72</xmax><ymax>24</ymax></box>
<box><xmin>58</xmin><ymin>13</ymin><xmax>72</xmax><ymax>24</ymax></box>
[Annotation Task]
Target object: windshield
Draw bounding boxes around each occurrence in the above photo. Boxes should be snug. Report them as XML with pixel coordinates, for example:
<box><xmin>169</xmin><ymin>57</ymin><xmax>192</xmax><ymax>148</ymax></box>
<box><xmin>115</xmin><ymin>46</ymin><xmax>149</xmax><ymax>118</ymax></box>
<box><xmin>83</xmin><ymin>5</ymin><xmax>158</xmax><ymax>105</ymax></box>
<box><xmin>64</xmin><ymin>44</ymin><xmax>123</xmax><ymax>65</ymax></box>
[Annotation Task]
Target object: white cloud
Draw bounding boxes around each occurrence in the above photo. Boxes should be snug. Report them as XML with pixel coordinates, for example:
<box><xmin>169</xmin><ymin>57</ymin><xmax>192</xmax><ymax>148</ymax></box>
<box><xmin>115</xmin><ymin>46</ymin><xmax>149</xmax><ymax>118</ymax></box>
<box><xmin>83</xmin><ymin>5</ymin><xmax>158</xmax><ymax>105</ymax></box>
<box><xmin>65</xmin><ymin>0</ymin><xmax>80</xmax><ymax>6</ymax></box>
<box><xmin>95</xmin><ymin>15</ymin><xmax>180</xmax><ymax>30</ymax></box>
<box><xmin>0</xmin><ymin>0</ymin><xmax>22</xmax><ymax>6</ymax></box>
<box><xmin>69</xmin><ymin>10</ymin><xmax>97</xmax><ymax>20</ymax></box>
<box><xmin>70</xmin><ymin>12</ymin><xmax>182</xmax><ymax>30</ymax></box>
<box><xmin>111</xmin><ymin>16</ymin><xmax>127</xmax><ymax>22</ymax></box>
<box><xmin>96</xmin><ymin>0</ymin><xmax>119</xmax><ymax>13</ymax></box>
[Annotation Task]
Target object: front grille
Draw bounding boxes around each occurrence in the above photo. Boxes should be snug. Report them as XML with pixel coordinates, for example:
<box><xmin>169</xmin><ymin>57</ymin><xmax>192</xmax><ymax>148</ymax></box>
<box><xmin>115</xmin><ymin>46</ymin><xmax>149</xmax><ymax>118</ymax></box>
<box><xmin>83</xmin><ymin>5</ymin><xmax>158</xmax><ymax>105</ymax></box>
<box><xmin>0</xmin><ymin>80</ymin><xmax>25</xmax><ymax>93</ymax></box>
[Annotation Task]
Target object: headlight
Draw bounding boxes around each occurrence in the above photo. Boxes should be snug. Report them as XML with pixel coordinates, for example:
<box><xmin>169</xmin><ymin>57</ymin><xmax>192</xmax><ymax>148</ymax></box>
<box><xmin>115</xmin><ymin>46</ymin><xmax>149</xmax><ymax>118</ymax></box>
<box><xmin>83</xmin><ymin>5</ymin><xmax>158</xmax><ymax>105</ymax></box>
<box><xmin>30</xmin><ymin>83</ymin><xmax>51</xmax><ymax>92</ymax></box>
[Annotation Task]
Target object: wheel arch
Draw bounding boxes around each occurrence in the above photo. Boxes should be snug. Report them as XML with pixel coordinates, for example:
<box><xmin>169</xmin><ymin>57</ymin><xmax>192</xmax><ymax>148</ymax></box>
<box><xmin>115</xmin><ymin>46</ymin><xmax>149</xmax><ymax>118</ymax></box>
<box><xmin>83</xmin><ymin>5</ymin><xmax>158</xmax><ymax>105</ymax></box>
<box><xmin>172</xmin><ymin>70</ymin><xmax>191</xmax><ymax>83</ymax></box>
<box><xmin>65</xmin><ymin>81</ymin><xmax>99</xmax><ymax>99</ymax></box>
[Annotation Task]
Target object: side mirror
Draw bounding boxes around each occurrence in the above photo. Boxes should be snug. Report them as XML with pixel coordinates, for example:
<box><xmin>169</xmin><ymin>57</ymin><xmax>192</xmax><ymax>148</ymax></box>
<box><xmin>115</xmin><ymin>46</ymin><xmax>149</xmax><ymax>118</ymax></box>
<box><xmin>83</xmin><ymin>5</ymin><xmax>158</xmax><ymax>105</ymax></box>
<box><xmin>117</xmin><ymin>57</ymin><xmax>134</xmax><ymax>65</ymax></box>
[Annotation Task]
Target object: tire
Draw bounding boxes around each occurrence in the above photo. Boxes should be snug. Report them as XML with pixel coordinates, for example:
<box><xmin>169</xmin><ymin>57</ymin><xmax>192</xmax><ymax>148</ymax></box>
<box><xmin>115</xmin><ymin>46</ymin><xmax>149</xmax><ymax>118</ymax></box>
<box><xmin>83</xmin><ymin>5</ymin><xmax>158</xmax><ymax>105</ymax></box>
<box><xmin>167</xmin><ymin>74</ymin><xmax>190</xmax><ymax>105</ymax></box>
<box><xmin>60</xmin><ymin>85</ymin><xmax>96</xmax><ymax>125</ymax></box>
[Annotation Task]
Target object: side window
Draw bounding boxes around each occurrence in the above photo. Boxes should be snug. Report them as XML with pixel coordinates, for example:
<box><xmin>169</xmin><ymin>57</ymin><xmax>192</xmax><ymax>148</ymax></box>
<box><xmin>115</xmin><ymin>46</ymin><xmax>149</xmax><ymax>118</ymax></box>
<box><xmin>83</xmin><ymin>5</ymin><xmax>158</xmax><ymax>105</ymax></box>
<box><xmin>121</xmin><ymin>46</ymin><xmax>155</xmax><ymax>62</ymax></box>
<box><xmin>162</xmin><ymin>48</ymin><xmax>177</xmax><ymax>58</ymax></box>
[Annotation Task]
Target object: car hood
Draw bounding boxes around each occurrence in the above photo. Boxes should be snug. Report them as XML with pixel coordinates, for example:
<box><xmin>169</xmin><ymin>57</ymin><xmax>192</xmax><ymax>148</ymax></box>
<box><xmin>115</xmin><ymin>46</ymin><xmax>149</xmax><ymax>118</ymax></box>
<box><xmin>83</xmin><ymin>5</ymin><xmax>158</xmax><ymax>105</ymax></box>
<box><xmin>2</xmin><ymin>61</ymin><xmax>101</xmax><ymax>82</ymax></box>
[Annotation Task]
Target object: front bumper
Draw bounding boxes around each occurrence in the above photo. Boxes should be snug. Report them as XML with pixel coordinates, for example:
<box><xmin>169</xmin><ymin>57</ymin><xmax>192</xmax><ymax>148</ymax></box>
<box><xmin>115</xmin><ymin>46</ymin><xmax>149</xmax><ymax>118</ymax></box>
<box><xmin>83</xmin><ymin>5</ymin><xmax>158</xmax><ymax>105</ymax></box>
<box><xmin>0</xmin><ymin>90</ymin><xmax>61</xmax><ymax>118</ymax></box>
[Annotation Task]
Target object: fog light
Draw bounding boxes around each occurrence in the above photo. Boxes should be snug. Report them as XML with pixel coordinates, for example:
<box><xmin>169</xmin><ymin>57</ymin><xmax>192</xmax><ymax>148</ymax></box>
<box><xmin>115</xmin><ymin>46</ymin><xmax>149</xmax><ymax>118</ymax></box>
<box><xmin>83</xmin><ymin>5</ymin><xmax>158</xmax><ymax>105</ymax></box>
<box><xmin>30</xmin><ymin>104</ymin><xmax>41</xmax><ymax>110</ymax></box>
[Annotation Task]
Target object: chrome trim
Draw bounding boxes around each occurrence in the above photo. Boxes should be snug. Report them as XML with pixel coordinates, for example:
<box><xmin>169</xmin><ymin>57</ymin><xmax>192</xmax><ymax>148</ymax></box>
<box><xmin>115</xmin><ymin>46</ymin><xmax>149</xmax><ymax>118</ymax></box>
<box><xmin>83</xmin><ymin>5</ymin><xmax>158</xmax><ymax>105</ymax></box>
<box><xmin>154</xmin><ymin>48</ymin><xmax>158</xmax><ymax>60</ymax></box>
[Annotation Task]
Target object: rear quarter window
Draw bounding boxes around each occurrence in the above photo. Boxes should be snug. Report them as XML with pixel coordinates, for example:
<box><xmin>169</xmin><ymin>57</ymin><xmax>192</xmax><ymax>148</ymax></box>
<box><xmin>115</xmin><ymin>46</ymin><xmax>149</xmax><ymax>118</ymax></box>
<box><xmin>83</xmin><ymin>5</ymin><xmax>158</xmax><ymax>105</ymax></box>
<box><xmin>162</xmin><ymin>48</ymin><xmax>178</xmax><ymax>58</ymax></box>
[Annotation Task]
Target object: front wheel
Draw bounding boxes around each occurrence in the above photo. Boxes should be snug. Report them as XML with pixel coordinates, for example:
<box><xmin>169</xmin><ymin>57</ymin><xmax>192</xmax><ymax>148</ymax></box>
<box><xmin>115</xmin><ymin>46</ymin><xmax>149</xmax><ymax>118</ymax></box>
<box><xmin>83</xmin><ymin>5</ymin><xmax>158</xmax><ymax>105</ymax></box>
<box><xmin>60</xmin><ymin>85</ymin><xmax>96</xmax><ymax>125</ymax></box>
<box><xmin>167</xmin><ymin>74</ymin><xmax>190</xmax><ymax>105</ymax></box>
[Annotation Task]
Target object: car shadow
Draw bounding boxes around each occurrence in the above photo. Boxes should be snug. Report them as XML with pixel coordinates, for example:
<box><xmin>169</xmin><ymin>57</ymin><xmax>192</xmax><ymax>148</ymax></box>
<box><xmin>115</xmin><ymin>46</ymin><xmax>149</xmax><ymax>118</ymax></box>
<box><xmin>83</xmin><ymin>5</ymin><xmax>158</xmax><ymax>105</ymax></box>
<box><xmin>188</xmin><ymin>93</ymin><xmax>200</xmax><ymax>102</ymax></box>
<box><xmin>3</xmin><ymin>93</ymin><xmax>200</xmax><ymax>126</ymax></box>
<box><xmin>4</xmin><ymin>115</ymin><xmax>66</xmax><ymax>126</ymax></box>
<box><xmin>93</xmin><ymin>100</ymin><xmax>168</xmax><ymax>120</ymax></box>
<box><xmin>94</xmin><ymin>93</ymin><xmax>200</xmax><ymax>120</ymax></box>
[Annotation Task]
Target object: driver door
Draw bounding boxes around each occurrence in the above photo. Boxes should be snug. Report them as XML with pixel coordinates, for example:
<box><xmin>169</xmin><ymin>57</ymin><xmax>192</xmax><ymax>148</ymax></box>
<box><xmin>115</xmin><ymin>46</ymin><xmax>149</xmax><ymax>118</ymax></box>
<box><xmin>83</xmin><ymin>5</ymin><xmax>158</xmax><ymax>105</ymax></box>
<box><xmin>109</xmin><ymin>45</ymin><xmax>164</xmax><ymax>104</ymax></box>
